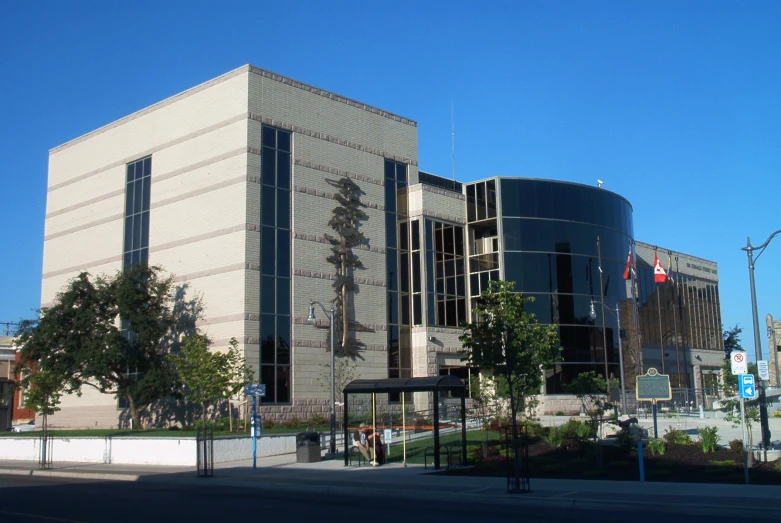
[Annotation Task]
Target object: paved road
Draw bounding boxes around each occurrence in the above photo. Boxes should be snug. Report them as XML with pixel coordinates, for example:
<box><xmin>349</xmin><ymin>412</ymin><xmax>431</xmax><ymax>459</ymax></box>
<box><xmin>0</xmin><ymin>474</ymin><xmax>777</xmax><ymax>523</ymax></box>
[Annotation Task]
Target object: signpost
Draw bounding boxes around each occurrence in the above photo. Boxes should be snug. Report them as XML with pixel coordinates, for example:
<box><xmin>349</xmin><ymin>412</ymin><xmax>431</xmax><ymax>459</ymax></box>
<box><xmin>245</xmin><ymin>384</ymin><xmax>266</xmax><ymax>470</ymax></box>
<box><xmin>758</xmin><ymin>360</ymin><xmax>770</xmax><ymax>381</ymax></box>
<box><xmin>731</xmin><ymin>351</ymin><xmax>748</xmax><ymax>375</ymax></box>
<box><xmin>737</xmin><ymin>374</ymin><xmax>754</xmax><ymax>485</ymax></box>
<box><xmin>384</xmin><ymin>428</ymin><xmax>392</xmax><ymax>456</ymax></box>
<box><xmin>636</xmin><ymin>368</ymin><xmax>672</xmax><ymax>439</ymax></box>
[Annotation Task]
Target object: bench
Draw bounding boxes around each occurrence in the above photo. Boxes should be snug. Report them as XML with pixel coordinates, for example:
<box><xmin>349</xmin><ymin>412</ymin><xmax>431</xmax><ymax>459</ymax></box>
<box><xmin>348</xmin><ymin>445</ymin><xmax>367</xmax><ymax>467</ymax></box>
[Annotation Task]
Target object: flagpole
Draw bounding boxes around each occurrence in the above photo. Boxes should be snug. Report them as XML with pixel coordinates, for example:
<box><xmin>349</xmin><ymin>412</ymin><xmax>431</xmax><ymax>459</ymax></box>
<box><xmin>656</xmin><ymin>279</ymin><xmax>665</xmax><ymax>375</ymax></box>
<box><xmin>675</xmin><ymin>256</ymin><xmax>690</xmax><ymax>389</ymax></box>
<box><xmin>669</xmin><ymin>252</ymin><xmax>681</xmax><ymax>388</ymax></box>
<box><xmin>597</xmin><ymin>237</ymin><xmax>610</xmax><ymax>396</ymax></box>
<box><xmin>631</xmin><ymin>240</ymin><xmax>643</xmax><ymax>378</ymax></box>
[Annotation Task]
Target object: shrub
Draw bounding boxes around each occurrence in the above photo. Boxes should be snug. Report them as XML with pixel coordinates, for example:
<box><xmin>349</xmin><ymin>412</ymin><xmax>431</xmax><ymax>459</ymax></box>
<box><xmin>774</xmin><ymin>460</ymin><xmax>781</xmax><ymax>473</ymax></box>
<box><xmin>647</xmin><ymin>438</ymin><xmax>666</xmax><ymax>456</ymax></box>
<box><xmin>710</xmin><ymin>459</ymin><xmax>735</xmax><ymax>467</ymax></box>
<box><xmin>261</xmin><ymin>418</ymin><xmax>276</xmax><ymax>429</ymax></box>
<box><xmin>555</xmin><ymin>411</ymin><xmax>565</xmax><ymax>416</ymax></box>
<box><xmin>728</xmin><ymin>439</ymin><xmax>743</xmax><ymax>454</ymax></box>
<box><xmin>699</xmin><ymin>426</ymin><xmax>719</xmax><ymax>453</ymax></box>
<box><xmin>616</xmin><ymin>430</ymin><xmax>636</xmax><ymax>454</ymax></box>
<box><xmin>542</xmin><ymin>426</ymin><xmax>564</xmax><ymax>448</ymax></box>
<box><xmin>308</xmin><ymin>413</ymin><xmax>328</xmax><ymax>426</ymax></box>
<box><xmin>283</xmin><ymin>417</ymin><xmax>302</xmax><ymax>429</ymax></box>
<box><xmin>663</xmin><ymin>427</ymin><xmax>691</xmax><ymax>446</ymax></box>
<box><xmin>773</xmin><ymin>411</ymin><xmax>781</xmax><ymax>419</ymax></box>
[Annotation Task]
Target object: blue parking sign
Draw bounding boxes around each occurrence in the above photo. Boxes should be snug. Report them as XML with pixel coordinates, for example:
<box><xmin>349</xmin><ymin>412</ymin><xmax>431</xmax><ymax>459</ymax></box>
<box><xmin>739</xmin><ymin>374</ymin><xmax>756</xmax><ymax>399</ymax></box>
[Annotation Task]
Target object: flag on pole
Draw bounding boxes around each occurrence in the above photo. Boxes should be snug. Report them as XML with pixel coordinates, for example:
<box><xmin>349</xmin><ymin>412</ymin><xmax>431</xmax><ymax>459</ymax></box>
<box><xmin>653</xmin><ymin>252</ymin><xmax>667</xmax><ymax>283</ymax></box>
<box><xmin>622</xmin><ymin>247</ymin><xmax>632</xmax><ymax>280</ymax></box>
<box><xmin>666</xmin><ymin>255</ymin><xmax>675</xmax><ymax>285</ymax></box>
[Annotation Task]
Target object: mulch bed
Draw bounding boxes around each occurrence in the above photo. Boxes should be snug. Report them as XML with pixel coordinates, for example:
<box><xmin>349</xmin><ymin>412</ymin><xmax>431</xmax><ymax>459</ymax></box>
<box><xmin>451</xmin><ymin>439</ymin><xmax>781</xmax><ymax>485</ymax></box>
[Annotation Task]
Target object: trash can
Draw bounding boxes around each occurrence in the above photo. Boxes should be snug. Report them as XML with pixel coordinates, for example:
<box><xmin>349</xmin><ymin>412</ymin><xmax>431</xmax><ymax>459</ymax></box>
<box><xmin>296</xmin><ymin>432</ymin><xmax>321</xmax><ymax>463</ymax></box>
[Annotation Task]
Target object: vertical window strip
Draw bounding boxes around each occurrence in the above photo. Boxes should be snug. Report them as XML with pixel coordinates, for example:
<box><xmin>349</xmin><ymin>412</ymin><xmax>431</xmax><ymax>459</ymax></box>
<box><xmin>260</xmin><ymin>126</ymin><xmax>292</xmax><ymax>403</ymax></box>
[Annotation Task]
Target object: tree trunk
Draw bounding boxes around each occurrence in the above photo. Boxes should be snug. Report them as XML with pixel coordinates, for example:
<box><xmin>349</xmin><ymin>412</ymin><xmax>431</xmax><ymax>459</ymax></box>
<box><xmin>340</xmin><ymin>248</ymin><xmax>349</xmax><ymax>351</ymax></box>
<box><xmin>202</xmin><ymin>403</ymin><xmax>207</xmax><ymax>432</ymax></box>
<box><xmin>228</xmin><ymin>400</ymin><xmax>233</xmax><ymax>433</ymax></box>
<box><xmin>127</xmin><ymin>395</ymin><xmax>141</xmax><ymax>430</ymax></box>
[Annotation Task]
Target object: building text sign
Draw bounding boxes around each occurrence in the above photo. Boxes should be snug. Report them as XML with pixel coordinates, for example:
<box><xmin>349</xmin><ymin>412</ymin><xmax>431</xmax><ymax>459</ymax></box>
<box><xmin>758</xmin><ymin>360</ymin><xmax>770</xmax><ymax>381</ymax></box>
<box><xmin>636</xmin><ymin>368</ymin><xmax>672</xmax><ymax>402</ymax></box>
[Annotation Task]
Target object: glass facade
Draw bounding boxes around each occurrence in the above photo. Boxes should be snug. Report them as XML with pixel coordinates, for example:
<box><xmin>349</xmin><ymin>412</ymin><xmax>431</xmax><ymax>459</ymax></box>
<box><xmin>385</xmin><ymin>159</ymin><xmax>412</xmax><ymax>395</ymax></box>
<box><xmin>469</xmin><ymin>178</ymin><xmax>635</xmax><ymax>393</ymax></box>
<box><xmin>123</xmin><ymin>157</ymin><xmax>151</xmax><ymax>269</ymax></box>
<box><xmin>423</xmin><ymin>220</ymin><xmax>467</xmax><ymax>327</ymax></box>
<box><xmin>260</xmin><ymin>126</ymin><xmax>291</xmax><ymax>404</ymax></box>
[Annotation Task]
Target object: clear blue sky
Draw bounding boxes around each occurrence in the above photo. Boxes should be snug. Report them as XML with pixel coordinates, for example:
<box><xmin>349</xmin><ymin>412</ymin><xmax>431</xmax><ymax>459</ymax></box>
<box><xmin>2</xmin><ymin>1</ymin><xmax>780</xmax><ymax>359</ymax></box>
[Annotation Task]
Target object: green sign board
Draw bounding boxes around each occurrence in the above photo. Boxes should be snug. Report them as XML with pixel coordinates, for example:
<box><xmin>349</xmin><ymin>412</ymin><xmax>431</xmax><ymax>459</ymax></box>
<box><xmin>636</xmin><ymin>368</ymin><xmax>672</xmax><ymax>402</ymax></box>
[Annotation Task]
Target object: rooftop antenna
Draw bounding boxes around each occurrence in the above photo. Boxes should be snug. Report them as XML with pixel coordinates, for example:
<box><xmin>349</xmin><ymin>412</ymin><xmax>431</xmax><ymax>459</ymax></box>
<box><xmin>451</xmin><ymin>100</ymin><xmax>456</xmax><ymax>182</ymax></box>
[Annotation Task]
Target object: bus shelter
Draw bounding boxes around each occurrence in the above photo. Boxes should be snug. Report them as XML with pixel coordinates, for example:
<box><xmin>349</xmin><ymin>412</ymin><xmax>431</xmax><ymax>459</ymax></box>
<box><xmin>342</xmin><ymin>376</ymin><xmax>467</xmax><ymax>470</ymax></box>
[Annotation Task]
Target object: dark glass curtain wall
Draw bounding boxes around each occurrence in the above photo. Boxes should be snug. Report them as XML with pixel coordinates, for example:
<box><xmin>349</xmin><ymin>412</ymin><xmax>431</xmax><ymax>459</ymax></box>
<box><xmin>497</xmin><ymin>179</ymin><xmax>634</xmax><ymax>393</ymax></box>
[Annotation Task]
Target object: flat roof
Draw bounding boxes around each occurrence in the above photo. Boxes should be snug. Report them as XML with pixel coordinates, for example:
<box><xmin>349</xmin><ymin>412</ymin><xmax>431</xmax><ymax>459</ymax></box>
<box><xmin>343</xmin><ymin>375</ymin><xmax>465</xmax><ymax>394</ymax></box>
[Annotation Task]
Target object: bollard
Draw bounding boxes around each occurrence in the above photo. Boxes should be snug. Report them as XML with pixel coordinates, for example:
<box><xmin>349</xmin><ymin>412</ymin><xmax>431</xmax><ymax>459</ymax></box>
<box><xmin>637</xmin><ymin>440</ymin><xmax>645</xmax><ymax>482</ymax></box>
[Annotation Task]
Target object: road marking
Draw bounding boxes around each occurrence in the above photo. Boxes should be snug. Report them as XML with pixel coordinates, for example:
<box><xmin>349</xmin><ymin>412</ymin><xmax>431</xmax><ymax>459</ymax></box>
<box><xmin>0</xmin><ymin>510</ymin><xmax>92</xmax><ymax>523</ymax></box>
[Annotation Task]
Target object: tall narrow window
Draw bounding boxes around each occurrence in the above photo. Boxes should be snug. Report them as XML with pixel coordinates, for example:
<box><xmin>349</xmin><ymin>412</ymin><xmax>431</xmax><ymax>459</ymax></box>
<box><xmin>123</xmin><ymin>157</ymin><xmax>151</xmax><ymax>269</ymax></box>
<box><xmin>385</xmin><ymin>159</ymin><xmax>411</xmax><ymax>399</ymax></box>
<box><xmin>260</xmin><ymin>126</ymin><xmax>291</xmax><ymax>404</ymax></box>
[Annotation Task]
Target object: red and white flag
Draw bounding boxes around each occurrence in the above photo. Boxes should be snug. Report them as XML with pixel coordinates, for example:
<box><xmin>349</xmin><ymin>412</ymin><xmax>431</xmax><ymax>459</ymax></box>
<box><xmin>653</xmin><ymin>252</ymin><xmax>667</xmax><ymax>283</ymax></box>
<box><xmin>622</xmin><ymin>247</ymin><xmax>632</xmax><ymax>280</ymax></box>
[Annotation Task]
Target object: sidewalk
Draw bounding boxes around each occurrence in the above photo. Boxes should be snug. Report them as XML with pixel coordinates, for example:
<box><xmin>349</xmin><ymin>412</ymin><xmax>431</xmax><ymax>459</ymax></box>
<box><xmin>1</xmin><ymin>453</ymin><xmax>780</xmax><ymax>518</ymax></box>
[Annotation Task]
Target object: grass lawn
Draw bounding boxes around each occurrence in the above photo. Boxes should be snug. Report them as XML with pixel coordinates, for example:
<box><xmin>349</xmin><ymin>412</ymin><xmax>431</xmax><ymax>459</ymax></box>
<box><xmin>385</xmin><ymin>429</ymin><xmax>501</xmax><ymax>465</ymax></box>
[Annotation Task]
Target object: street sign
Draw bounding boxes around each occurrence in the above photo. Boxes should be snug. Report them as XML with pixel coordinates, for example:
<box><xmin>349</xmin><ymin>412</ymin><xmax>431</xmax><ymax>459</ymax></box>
<box><xmin>635</xmin><ymin>368</ymin><xmax>672</xmax><ymax>401</ymax></box>
<box><xmin>739</xmin><ymin>374</ymin><xmax>757</xmax><ymax>399</ymax></box>
<box><xmin>384</xmin><ymin>428</ymin><xmax>392</xmax><ymax>444</ymax></box>
<box><xmin>245</xmin><ymin>384</ymin><xmax>266</xmax><ymax>397</ymax></box>
<box><xmin>758</xmin><ymin>360</ymin><xmax>770</xmax><ymax>381</ymax></box>
<box><xmin>731</xmin><ymin>351</ymin><xmax>748</xmax><ymax>375</ymax></box>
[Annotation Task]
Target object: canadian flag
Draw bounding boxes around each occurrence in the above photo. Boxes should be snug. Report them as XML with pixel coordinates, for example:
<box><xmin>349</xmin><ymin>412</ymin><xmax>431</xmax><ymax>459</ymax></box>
<box><xmin>622</xmin><ymin>248</ymin><xmax>632</xmax><ymax>280</ymax></box>
<box><xmin>653</xmin><ymin>252</ymin><xmax>667</xmax><ymax>283</ymax></box>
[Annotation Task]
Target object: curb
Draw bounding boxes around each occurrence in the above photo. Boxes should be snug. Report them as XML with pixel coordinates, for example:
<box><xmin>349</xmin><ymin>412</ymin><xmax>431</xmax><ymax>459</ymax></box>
<box><xmin>2</xmin><ymin>467</ymin><xmax>779</xmax><ymax>517</ymax></box>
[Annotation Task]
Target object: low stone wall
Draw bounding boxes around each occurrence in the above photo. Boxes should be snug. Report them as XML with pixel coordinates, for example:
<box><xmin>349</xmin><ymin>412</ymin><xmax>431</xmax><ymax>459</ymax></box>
<box><xmin>536</xmin><ymin>394</ymin><xmax>601</xmax><ymax>416</ymax></box>
<box><xmin>0</xmin><ymin>434</ymin><xmax>298</xmax><ymax>466</ymax></box>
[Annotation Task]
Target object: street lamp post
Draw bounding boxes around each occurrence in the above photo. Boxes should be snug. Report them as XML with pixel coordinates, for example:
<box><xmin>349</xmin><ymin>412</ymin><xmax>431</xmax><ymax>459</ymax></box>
<box><xmin>307</xmin><ymin>300</ymin><xmax>336</xmax><ymax>455</ymax></box>
<box><xmin>742</xmin><ymin>232</ymin><xmax>781</xmax><ymax>449</ymax></box>
<box><xmin>591</xmin><ymin>300</ymin><xmax>628</xmax><ymax>415</ymax></box>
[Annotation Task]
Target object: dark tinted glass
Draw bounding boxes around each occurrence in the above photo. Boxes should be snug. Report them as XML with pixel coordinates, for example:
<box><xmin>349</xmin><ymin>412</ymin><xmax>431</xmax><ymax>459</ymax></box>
<box><xmin>276</xmin><ymin>151</ymin><xmax>290</xmax><ymax>189</ymax></box>
<box><xmin>411</xmin><ymin>220</ymin><xmax>420</xmax><ymax>251</ymax></box>
<box><xmin>260</xmin><ymin>227</ymin><xmax>275</xmax><ymax>275</ymax></box>
<box><xmin>261</xmin><ymin>276</ymin><xmax>275</xmax><ymax>313</ymax></box>
<box><xmin>386</xmin><ymin>214</ymin><xmax>397</xmax><ymax>248</ymax></box>
<box><xmin>262</xmin><ymin>187</ymin><xmax>275</xmax><ymax>226</ymax></box>
<box><xmin>277</xmin><ymin>131</ymin><xmax>290</xmax><ymax>152</ymax></box>
<box><xmin>260</xmin><ymin>315</ymin><xmax>275</xmax><ymax>363</ymax></box>
<box><xmin>387</xmin><ymin>248</ymin><xmax>398</xmax><ymax>291</ymax></box>
<box><xmin>261</xmin><ymin>366</ymin><xmax>275</xmax><ymax>402</ymax></box>
<box><xmin>276</xmin><ymin>278</ymin><xmax>289</xmax><ymax>315</ymax></box>
<box><xmin>277</xmin><ymin>316</ymin><xmax>290</xmax><ymax>364</ymax></box>
<box><xmin>262</xmin><ymin>127</ymin><xmax>276</xmax><ymax>147</ymax></box>
<box><xmin>387</xmin><ymin>292</ymin><xmax>398</xmax><ymax>324</ymax></box>
<box><xmin>385</xmin><ymin>161</ymin><xmax>395</xmax><ymax>180</ymax></box>
<box><xmin>277</xmin><ymin>189</ymin><xmax>289</xmax><ymax>229</ymax></box>
<box><xmin>399</xmin><ymin>223</ymin><xmax>408</xmax><ymax>251</ymax></box>
<box><xmin>261</xmin><ymin>147</ymin><xmax>275</xmax><ymax>185</ymax></box>
<box><xmin>276</xmin><ymin>366</ymin><xmax>290</xmax><ymax>403</ymax></box>
<box><xmin>277</xmin><ymin>231</ymin><xmax>290</xmax><ymax>276</ymax></box>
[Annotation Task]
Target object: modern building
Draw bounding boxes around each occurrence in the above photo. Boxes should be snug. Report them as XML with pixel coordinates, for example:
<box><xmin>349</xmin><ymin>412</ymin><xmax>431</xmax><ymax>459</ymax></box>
<box><xmin>41</xmin><ymin>65</ymin><xmax>724</xmax><ymax>427</ymax></box>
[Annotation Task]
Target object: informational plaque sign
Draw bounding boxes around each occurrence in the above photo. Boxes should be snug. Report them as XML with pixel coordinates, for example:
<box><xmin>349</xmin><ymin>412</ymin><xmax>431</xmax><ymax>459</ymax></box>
<box><xmin>636</xmin><ymin>368</ymin><xmax>672</xmax><ymax>402</ymax></box>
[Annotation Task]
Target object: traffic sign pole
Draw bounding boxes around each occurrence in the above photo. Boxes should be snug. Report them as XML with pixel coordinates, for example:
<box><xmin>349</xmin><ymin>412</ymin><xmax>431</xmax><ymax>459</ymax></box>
<box><xmin>252</xmin><ymin>395</ymin><xmax>257</xmax><ymax>470</ymax></box>
<box><xmin>740</xmin><ymin>396</ymin><xmax>749</xmax><ymax>485</ymax></box>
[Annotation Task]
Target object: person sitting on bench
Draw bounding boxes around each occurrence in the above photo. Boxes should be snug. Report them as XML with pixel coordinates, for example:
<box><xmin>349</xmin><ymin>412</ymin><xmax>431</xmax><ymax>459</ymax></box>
<box><xmin>353</xmin><ymin>423</ymin><xmax>373</xmax><ymax>463</ymax></box>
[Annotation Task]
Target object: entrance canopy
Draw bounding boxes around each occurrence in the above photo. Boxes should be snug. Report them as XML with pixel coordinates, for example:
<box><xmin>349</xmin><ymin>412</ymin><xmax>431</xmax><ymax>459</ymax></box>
<box><xmin>342</xmin><ymin>375</ymin><xmax>467</xmax><ymax>470</ymax></box>
<box><xmin>343</xmin><ymin>375</ymin><xmax>465</xmax><ymax>395</ymax></box>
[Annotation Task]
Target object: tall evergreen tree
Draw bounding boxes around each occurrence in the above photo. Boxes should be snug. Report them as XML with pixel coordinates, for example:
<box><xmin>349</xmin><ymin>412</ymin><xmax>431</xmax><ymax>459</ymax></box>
<box><xmin>324</xmin><ymin>177</ymin><xmax>367</xmax><ymax>354</ymax></box>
